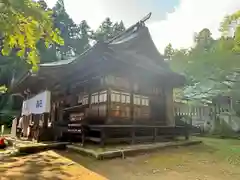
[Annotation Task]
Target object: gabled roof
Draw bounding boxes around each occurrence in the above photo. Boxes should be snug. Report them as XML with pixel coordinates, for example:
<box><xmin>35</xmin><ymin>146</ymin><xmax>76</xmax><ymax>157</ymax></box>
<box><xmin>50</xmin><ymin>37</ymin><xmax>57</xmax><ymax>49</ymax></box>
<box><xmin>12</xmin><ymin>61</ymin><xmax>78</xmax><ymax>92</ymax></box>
<box><xmin>10</xmin><ymin>13</ymin><xmax>185</xmax><ymax>93</ymax></box>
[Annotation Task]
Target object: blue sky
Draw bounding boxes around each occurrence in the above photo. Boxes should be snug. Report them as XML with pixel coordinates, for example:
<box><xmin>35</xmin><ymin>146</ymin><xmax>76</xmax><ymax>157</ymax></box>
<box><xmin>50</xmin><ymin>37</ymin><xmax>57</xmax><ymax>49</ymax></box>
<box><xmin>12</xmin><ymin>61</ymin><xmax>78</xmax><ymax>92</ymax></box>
<box><xmin>46</xmin><ymin>0</ymin><xmax>240</xmax><ymax>52</ymax></box>
<box><xmin>147</xmin><ymin>0</ymin><xmax>180</xmax><ymax>19</ymax></box>
<box><xmin>135</xmin><ymin>0</ymin><xmax>180</xmax><ymax>21</ymax></box>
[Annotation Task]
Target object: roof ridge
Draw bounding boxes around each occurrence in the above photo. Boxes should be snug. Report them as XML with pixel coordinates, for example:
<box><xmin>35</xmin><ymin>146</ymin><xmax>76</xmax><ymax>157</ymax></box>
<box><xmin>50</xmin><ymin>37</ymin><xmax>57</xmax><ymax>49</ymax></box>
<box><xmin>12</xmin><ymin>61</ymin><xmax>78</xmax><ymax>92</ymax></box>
<box><xmin>107</xmin><ymin>13</ymin><xmax>152</xmax><ymax>44</ymax></box>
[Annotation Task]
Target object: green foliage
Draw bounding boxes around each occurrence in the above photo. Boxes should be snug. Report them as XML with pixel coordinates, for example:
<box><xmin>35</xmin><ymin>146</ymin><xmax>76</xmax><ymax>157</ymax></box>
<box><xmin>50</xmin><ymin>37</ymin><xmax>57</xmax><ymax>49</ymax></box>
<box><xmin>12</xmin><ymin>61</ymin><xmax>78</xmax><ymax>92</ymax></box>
<box><xmin>93</xmin><ymin>18</ymin><xmax>126</xmax><ymax>42</ymax></box>
<box><xmin>164</xmin><ymin>43</ymin><xmax>174</xmax><ymax>60</ymax></box>
<box><xmin>0</xmin><ymin>0</ymin><xmax>64</xmax><ymax>69</ymax></box>
<box><xmin>220</xmin><ymin>10</ymin><xmax>240</xmax><ymax>52</ymax></box>
<box><xmin>0</xmin><ymin>85</ymin><xmax>7</xmax><ymax>93</ymax></box>
<box><xmin>38</xmin><ymin>2</ymin><xmax>126</xmax><ymax>61</ymax></box>
<box><xmin>194</xmin><ymin>28</ymin><xmax>214</xmax><ymax>51</ymax></box>
<box><xmin>169</xmin><ymin>10</ymin><xmax>240</xmax><ymax>100</ymax></box>
<box><xmin>0</xmin><ymin>114</ymin><xmax>14</xmax><ymax>127</ymax></box>
<box><xmin>74</xmin><ymin>20</ymin><xmax>92</xmax><ymax>53</ymax></box>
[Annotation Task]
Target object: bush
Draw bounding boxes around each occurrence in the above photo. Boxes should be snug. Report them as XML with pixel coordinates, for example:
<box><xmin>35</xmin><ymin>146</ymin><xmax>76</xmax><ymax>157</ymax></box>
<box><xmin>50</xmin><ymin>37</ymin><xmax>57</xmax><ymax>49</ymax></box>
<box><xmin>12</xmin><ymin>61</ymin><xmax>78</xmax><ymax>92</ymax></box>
<box><xmin>0</xmin><ymin>115</ymin><xmax>14</xmax><ymax>127</ymax></box>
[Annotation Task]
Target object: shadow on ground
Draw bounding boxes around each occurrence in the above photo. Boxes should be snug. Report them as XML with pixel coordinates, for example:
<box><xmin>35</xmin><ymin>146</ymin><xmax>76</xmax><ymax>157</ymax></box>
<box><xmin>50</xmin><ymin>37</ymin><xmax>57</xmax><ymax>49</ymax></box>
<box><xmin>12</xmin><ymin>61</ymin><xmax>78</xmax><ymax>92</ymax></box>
<box><xmin>1</xmin><ymin>152</ymin><xmax>76</xmax><ymax>180</ymax></box>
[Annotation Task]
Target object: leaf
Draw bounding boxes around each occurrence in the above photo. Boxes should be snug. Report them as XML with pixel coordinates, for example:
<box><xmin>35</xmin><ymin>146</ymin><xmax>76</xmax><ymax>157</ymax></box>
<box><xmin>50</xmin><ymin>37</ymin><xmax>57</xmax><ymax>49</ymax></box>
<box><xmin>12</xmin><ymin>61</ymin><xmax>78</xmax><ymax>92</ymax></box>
<box><xmin>57</xmin><ymin>36</ymin><xmax>64</xmax><ymax>46</ymax></box>
<box><xmin>221</xmin><ymin>10</ymin><xmax>240</xmax><ymax>52</ymax></box>
<box><xmin>31</xmin><ymin>65</ymin><xmax>39</xmax><ymax>73</ymax></box>
<box><xmin>45</xmin><ymin>41</ymin><xmax>50</xmax><ymax>48</ymax></box>
<box><xmin>8</xmin><ymin>36</ymin><xmax>17</xmax><ymax>48</ymax></box>
<box><xmin>2</xmin><ymin>45</ymin><xmax>11</xmax><ymax>56</ymax></box>
<box><xmin>16</xmin><ymin>49</ymin><xmax>25</xmax><ymax>57</ymax></box>
<box><xmin>0</xmin><ymin>85</ymin><xmax>7</xmax><ymax>93</ymax></box>
<box><xmin>17</xmin><ymin>34</ymin><xmax>25</xmax><ymax>47</ymax></box>
<box><xmin>52</xmin><ymin>30</ymin><xmax>64</xmax><ymax>45</ymax></box>
<box><xmin>0</xmin><ymin>0</ymin><xmax>64</xmax><ymax>69</ymax></box>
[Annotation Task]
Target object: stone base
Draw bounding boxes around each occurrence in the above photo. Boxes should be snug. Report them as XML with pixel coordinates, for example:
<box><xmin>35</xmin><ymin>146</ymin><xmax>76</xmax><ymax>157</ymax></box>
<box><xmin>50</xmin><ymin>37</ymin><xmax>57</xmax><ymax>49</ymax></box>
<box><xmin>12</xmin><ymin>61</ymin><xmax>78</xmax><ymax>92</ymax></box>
<box><xmin>67</xmin><ymin>139</ymin><xmax>202</xmax><ymax>160</ymax></box>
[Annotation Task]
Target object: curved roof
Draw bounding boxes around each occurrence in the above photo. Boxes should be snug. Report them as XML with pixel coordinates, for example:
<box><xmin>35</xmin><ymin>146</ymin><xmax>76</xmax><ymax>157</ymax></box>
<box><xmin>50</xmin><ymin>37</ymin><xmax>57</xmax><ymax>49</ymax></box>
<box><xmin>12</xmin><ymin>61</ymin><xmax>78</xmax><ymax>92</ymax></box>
<box><xmin>10</xmin><ymin>13</ymin><xmax>185</xmax><ymax>93</ymax></box>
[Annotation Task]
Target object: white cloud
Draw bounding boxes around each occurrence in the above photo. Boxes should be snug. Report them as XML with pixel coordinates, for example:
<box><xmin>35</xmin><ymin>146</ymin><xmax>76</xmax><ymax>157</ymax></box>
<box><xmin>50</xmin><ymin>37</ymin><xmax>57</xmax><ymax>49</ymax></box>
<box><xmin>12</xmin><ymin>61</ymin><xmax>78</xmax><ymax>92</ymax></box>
<box><xmin>46</xmin><ymin>0</ymin><xmax>151</xmax><ymax>29</ymax></box>
<box><xmin>148</xmin><ymin>0</ymin><xmax>240</xmax><ymax>52</ymax></box>
<box><xmin>46</xmin><ymin>0</ymin><xmax>240</xmax><ymax>53</ymax></box>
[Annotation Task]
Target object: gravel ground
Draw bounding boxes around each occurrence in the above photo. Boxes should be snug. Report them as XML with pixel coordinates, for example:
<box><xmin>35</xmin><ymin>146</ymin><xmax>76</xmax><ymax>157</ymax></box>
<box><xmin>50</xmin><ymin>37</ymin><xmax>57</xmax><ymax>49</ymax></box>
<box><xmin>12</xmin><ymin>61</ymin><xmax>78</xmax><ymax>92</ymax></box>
<box><xmin>58</xmin><ymin>137</ymin><xmax>240</xmax><ymax>180</ymax></box>
<box><xmin>1</xmin><ymin>150</ymin><xmax>107</xmax><ymax>180</ymax></box>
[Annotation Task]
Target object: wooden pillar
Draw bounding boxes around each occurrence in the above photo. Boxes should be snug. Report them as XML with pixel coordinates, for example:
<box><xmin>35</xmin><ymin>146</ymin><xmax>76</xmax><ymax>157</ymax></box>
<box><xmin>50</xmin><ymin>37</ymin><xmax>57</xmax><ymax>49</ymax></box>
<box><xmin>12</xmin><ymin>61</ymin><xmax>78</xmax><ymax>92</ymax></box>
<box><xmin>130</xmin><ymin>91</ymin><xmax>135</xmax><ymax>144</ymax></box>
<box><xmin>35</xmin><ymin>114</ymin><xmax>40</xmax><ymax>142</ymax></box>
<box><xmin>165</xmin><ymin>88</ymin><xmax>175</xmax><ymax>126</ymax></box>
<box><xmin>185</xmin><ymin>126</ymin><xmax>189</xmax><ymax>140</ymax></box>
<box><xmin>130</xmin><ymin>92</ymin><xmax>134</xmax><ymax>124</ymax></box>
<box><xmin>153</xmin><ymin>127</ymin><xmax>158</xmax><ymax>142</ymax></box>
<box><xmin>131</xmin><ymin>127</ymin><xmax>135</xmax><ymax>144</ymax></box>
<box><xmin>100</xmin><ymin>127</ymin><xmax>106</xmax><ymax>147</ymax></box>
<box><xmin>58</xmin><ymin>102</ymin><xmax>64</xmax><ymax>122</ymax></box>
<box><xmin>81</xmin><ymin>125</ymin><xmax>85</xmax><ymax>147</ymax></box>
<box><xmin>43</xmin><ymin>113</ymin><xmax>49</xmax><ymax>129</ymax></box>
<box><xmin>106</xmin><ymin>88</ymin><xmax>111</xmax><ymax>123</ymax></box>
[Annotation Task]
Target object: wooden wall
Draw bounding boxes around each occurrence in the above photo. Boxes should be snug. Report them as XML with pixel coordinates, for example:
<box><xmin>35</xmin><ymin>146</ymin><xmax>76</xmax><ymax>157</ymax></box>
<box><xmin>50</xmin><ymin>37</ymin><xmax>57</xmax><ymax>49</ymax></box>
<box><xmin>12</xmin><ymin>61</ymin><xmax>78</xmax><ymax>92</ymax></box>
<box><xmin>45</xmin><ymin>73</ymin><xmax>175</xmax><ymax>126</ymax></box>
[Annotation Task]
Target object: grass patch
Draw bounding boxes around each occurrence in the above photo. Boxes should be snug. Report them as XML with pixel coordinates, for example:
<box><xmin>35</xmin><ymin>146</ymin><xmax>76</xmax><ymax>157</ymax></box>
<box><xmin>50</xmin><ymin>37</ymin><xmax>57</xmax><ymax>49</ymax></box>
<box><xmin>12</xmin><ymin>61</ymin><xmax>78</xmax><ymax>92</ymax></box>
<box><xmin>193</xmin><ymin>137</ymin><xmax>240</xmax><ymax>165</ymax></box>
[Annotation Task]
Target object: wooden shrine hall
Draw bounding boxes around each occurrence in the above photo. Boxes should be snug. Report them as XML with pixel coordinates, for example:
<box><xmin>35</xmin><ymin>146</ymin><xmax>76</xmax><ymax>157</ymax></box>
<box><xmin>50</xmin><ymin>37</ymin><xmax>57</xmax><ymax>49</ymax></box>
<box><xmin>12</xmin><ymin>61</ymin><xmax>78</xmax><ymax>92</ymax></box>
<box><xmin>9</xmin><ymin>13</ymin><xmax>189</xmax><ymax>146</ymax></box>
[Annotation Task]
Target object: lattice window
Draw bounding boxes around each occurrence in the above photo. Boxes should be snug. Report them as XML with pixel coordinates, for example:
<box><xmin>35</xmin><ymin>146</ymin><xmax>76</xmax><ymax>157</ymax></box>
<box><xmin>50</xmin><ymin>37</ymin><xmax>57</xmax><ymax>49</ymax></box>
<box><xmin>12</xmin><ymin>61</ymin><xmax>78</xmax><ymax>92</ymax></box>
<box><xmin>99</xmin><ymin>91</ymin><xmax>107</xmax><ymax>103</ymax></box>
<box><xmin>111</xmin><ymin>91</ymin><xmax>130</xmax><ymax>104</ymax></box>
<box><xmin>134</xmin><ymin>95</ymin><xmax>149</xmax><ymax>106</ymax></box>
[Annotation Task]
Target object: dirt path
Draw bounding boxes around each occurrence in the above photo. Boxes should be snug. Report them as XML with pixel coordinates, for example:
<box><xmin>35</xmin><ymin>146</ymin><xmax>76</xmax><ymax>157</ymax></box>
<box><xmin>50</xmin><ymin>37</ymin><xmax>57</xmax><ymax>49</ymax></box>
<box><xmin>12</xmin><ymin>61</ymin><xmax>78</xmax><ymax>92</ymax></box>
<box><xmin>0</xmin><ymin>150</ymin><xmax>107</xmax><ymax>180</ymax></box>
<box><xmin>58</xmin><ymin>138</ymin><xmax>240</xmax><ymax>180</ymax></box>
<box><xmin>1</xmin><ymin>138</ymin><xmax>240</xmax><ymax>180</ymax></box>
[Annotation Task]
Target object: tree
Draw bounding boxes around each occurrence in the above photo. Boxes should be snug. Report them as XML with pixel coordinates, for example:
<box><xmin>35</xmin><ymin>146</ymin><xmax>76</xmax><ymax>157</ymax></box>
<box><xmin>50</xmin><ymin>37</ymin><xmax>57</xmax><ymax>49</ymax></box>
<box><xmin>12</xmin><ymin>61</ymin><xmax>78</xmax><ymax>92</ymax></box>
<box><xmin>220</xmin><ymin>10</ymin><xmax>240</xmax><ymax>52</ymax></box>
<box><xmin>112</xmin><ymin>21</ymin><xmax>125</xmax><ymax>37</ymax></box>
<box><xmin>52</xmin><ymin>0</ymin><xmax>77</xmax><ymax>59</ymax></box>
<box><xmin>169</xmin><ymin>26</ymin><xmax>240</xmax><ymax>100</ymax></box>
<box><xmin>164</xmin><ymin>43</ymin><xmax>174</xmax><ymax>60</ymax></box>
<box><xmin>49</xmin><ymin>0</ymin><xmax>92</xmax><ymax>59</ymax></box>
<box><xmin>194</xmin><ymin>28</ymin><xmax>214</xmax><ymax>51</ymax></box>
<box><xmin>0</xmin><ymin>0</ymin><xmax>64</xmax><ymax>70</ymax></box>
<box><xmin>93</xmin><ymin>18</ymin><xmax>126</xmax><ymax>42</ymax></box>
<box><xmin>93</xmin><ymin>18</ymin><xmax>113</xmax><ymax>42</ymax></box>
<box><xmin>37</xmin><ymin>0</ymin><xmax>92</xmax><ymax>63</ymax></box>
<box><xmin>74</xmin><ymin>20</ymin><xmax>92</xmax><ymax>54</ymax></box>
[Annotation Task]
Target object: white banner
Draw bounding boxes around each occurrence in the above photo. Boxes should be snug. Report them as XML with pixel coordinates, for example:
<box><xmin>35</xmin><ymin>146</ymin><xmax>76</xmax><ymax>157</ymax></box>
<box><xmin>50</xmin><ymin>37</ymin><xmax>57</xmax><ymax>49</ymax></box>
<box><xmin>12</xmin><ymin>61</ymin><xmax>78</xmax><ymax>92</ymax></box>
<box><xmin>21</xmin><ymin>90</ymin><xmax>51</xmax><ymax>115</ymax></box>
